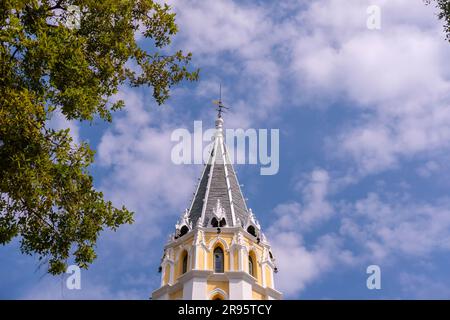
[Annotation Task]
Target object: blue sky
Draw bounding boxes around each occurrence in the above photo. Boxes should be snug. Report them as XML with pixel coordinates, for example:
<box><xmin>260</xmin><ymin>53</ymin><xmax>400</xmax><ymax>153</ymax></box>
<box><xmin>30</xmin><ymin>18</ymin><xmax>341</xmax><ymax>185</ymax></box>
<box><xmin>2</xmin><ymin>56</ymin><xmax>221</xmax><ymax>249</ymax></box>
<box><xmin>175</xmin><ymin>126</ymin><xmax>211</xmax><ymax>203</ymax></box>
<box><xmin>2</xmin><ymin>0</ymin><xmax>450</xmax><ymax>299</ymax></box>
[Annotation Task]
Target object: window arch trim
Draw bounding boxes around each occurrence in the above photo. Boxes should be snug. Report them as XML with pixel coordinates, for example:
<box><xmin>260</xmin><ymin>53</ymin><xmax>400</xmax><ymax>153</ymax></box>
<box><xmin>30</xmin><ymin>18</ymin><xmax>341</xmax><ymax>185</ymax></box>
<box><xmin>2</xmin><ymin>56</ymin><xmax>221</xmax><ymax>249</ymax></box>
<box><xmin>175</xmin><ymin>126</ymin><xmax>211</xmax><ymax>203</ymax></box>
<box><xmin>209</xmin><ymin>288</ymin><xmax>228</xmax><ymax>300</ymax></box>
<box><xmin>182</xmin><ymin>252</ymin><xmax>188</xmax><ymax>274</ymax></box>
<box><xmin>213</xmin><ymin>246</ymin><xmax>224</xmax><ymax>273</ymax></box>
<box><xmin>248</xmin><ymin>250</ymin><xmax>257</xmax><ymax>279</ymax></box>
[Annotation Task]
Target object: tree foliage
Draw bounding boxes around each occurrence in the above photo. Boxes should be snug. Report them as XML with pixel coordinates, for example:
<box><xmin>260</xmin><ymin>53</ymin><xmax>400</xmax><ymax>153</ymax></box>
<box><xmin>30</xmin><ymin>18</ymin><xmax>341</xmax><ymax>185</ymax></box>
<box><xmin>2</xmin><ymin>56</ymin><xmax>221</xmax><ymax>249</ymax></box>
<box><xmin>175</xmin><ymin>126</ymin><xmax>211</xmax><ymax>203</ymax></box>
<box><xmin>0</xmin><ymin>0</ymin><xmax>198</xmax><ymax>274</ymax></box>
<box><xmin>427</xmin><ymin>0</ymin><xmax>450</xmax><ymax>40</ymax></box>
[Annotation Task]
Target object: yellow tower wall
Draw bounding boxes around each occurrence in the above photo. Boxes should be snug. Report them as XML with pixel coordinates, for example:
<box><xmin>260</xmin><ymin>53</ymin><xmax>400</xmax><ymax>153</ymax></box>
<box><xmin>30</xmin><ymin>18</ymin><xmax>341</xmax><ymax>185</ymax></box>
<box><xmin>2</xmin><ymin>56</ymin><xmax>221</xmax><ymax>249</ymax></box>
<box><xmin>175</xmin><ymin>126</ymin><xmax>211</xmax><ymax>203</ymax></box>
<box><xmin>265</xmin><ymin>265</ymin><xmax>272</xmax><ymax>288</ymax></box>
<box><xmin>169</xmin><ymin>289</ymin><xmax>183</xmax><ymax>300</ymax></box>
<box><xmin>163</xmin><ymin>264</ymin><xmax>170</xmax><ymax>285</ymax></box>
<box><xmin>252</xmin><ymin>290</ymin><xmax>265</xmax><ymax>300</ymax></box>
<box><xmin>153</xmin><ymin>230</ymin><xmax>281</xmax><ymax>300</ymax></box>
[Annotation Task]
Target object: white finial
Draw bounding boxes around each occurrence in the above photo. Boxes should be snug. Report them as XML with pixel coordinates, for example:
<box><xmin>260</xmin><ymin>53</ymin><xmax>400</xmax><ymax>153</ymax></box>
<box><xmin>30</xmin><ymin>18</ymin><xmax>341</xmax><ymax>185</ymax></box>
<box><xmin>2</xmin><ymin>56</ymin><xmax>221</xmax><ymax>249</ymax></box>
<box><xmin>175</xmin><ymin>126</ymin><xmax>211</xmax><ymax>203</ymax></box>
<box><xmin>215</xmin><ymin>117</ymin><xmax>224</xmax><ymax>129</ymax></box>
<box><xmin>213</xmin><ymin>199</ymin><xmax>226</xmax><ymax>221</ymax></box>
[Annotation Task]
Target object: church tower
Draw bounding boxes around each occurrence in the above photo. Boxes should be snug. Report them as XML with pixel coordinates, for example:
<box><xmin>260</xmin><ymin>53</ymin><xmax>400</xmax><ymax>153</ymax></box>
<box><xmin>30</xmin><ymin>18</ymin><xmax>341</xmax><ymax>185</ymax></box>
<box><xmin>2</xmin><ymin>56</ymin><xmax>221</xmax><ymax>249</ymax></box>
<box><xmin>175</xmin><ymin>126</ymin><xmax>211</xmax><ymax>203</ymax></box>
<box><xmin>151</xmin><ymin>106</ymin><xmax>282</xmax><ymax>300</ymax></box>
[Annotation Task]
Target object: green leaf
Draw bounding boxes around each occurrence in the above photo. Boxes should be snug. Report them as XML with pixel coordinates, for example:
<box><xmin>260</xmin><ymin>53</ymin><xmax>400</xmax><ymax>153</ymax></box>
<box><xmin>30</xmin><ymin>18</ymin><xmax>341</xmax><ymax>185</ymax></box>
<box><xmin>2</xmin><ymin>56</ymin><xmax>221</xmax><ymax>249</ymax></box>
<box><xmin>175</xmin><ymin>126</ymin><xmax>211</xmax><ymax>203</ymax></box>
<box><xmin>0</xmin><ymin>0</ymin><xmax>198</xmax><ymax>274</ymax></box>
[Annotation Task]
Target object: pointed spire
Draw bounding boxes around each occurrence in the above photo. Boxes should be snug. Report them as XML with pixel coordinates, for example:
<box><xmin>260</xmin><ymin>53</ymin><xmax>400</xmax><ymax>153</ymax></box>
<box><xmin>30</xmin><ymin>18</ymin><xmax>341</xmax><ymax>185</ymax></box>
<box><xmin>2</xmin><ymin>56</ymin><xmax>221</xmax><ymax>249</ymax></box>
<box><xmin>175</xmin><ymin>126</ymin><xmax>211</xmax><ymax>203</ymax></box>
<box><xmin>185</xmin><ymin>102</ymin><xmax>249</xmax><ymax>228</ymax></box>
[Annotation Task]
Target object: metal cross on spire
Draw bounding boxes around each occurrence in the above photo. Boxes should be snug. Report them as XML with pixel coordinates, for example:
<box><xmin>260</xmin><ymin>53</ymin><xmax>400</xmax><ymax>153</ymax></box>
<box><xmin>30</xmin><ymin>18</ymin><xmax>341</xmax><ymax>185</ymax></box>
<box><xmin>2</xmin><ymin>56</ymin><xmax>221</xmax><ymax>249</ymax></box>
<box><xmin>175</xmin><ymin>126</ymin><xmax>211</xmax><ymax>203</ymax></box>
<box><xmin>212</xmin><ymin>84</ymin><xmax>229</xmax><ymax>119</ymax></box>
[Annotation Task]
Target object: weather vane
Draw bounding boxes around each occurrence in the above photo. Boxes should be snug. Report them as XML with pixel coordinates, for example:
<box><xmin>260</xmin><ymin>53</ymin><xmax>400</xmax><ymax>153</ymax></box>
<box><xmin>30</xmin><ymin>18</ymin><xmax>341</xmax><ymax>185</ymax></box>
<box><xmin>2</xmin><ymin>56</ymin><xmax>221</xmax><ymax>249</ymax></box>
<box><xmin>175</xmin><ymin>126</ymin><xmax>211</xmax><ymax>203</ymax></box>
<box><xmin>212</xmin><ymin>84</ymin><xmax>229</xmax><ymax>118</ymax></box>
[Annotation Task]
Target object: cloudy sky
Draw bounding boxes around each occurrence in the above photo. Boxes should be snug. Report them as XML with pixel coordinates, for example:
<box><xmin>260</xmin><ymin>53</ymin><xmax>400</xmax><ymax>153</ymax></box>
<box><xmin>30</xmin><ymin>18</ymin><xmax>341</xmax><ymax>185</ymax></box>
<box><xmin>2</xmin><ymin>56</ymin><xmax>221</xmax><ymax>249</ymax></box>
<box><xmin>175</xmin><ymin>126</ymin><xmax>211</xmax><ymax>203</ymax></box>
<box><xmin>2</xmin><ymin>0</ymin><xmax>450</xmax><ymax>299</ymax></box>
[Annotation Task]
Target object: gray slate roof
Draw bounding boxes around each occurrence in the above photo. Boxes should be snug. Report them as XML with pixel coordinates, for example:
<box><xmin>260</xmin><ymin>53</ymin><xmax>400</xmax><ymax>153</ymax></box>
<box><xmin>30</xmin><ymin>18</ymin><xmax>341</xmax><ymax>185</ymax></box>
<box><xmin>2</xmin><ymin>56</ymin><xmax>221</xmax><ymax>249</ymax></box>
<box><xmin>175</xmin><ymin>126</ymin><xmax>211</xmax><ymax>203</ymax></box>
<box><xmin>187</xmin><ymin>119</ymin><xmax>249</xmax><ymax>227</ymax></box>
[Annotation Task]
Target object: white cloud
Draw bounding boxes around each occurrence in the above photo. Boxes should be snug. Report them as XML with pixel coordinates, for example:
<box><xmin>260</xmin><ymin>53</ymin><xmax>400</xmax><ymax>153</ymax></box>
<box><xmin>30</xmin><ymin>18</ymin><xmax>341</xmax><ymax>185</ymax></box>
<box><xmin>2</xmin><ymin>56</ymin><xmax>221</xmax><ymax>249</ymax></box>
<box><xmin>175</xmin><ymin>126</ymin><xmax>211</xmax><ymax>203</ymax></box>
<box><xmin>296</xmin><ymin>30</ymin><xmax>449</xmax><ymax>107</ymax></box>
<box><xmin>291</xmin><ymin>0</ymin><xmax>450</xmax><ymax>175</ymax></box>
<box><xmin>270</xmin><ymin>232</ymin><xmax>336</xmax><ymax>297</ymax></box>
<box><xmin>97</xmin><ymin>88</ymin><xmax>199</xmax><ymax>251</ymax></box>
<box><xmin>269</xmin><ymin>168</ymin><xmax>450</xmax><ymax>296</ymax></box>
<box><xmin>47</xmin><ymin>109</ymin><xmax>80</xmax><ymax>145</ymax></box>
<box><xmin>273</xmin><ymin>169</ymin><xmax>333</xmax><ymax>231</ymax></box>
<box><xmin>169</xmin><ymin>0</ymin><xmax>275</xmax><ymax>58</ymax></box>
<box><xmin>416</xmin><ymin>160</ymin><xmax>441</xmax><ymax>177</ymax></box>
<box><xmin>168</xmin><ymin>0</ymin><xmax>296</xmax><ymax>122</ymax></box>
<box><xmin>268</xmin><ymin>169</ymin><xmax>357</xmax><ymax>296</ymax></box>
<box><xmin>269</xmin><ymin>229</ymin><xmax>357</xmax><ymax>297</ymax></box>
<box><xmin>340</xmin><ymin>193</ymin><xmax>450</xmax><ymax>260</ymax></box>
<box><xmin>166</xmin><ymin>0</ymin><xmax>450</xmax><ymax>176</ymax></box>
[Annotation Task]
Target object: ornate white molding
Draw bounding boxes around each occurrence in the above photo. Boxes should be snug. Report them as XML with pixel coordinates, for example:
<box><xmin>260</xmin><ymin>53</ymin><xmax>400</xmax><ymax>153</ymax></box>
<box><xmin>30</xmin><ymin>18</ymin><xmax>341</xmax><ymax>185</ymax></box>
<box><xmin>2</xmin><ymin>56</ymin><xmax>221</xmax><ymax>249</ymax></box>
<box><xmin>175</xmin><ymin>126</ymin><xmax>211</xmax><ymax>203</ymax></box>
<box><xmin>193</xmin><ymin>229</ymin><xmax>208</xmax><ymax>251</ymax></box>
<box><xmin>208</xmin><ymin>287</ymin><xmax>229</xmax><ymax>300</ymax></box>
<box><xmin>207</xmin><ymin>236</ymin><xmax>230</xmax><ymax>252</ymax></box>
<box><xmin>211</xmin><ymin>199</ymin><xmax>227</xmax><ymax>226</ymax></box>
<box><xmin>243</xmin><ymin>208</ymin><xmax>261</xmax><ymax>237</ymax></box>
<box><xmin>175</xmin><ymin>209</ymin><xmax>192</xmax><ymax>237</ymax></box>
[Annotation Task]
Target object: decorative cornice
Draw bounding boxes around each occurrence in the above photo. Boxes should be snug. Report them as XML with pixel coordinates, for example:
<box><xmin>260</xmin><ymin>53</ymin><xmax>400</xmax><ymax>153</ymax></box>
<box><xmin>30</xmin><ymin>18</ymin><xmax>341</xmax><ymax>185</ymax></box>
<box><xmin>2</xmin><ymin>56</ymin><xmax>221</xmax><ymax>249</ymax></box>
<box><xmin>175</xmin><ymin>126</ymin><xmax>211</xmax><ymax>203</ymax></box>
<box><xmin>265</xmin><ymin>287</ymin><xmax>283</xmax><ymax>300</ymax></box>
<box><xmin>176</xmin><ymin>269</ymin><xmax>213</xmax><ymax>283</ymax></box>
<box><xmin>225</xmin><ymin>271</ymin><xmax>257</xmax><ymax>284</ymax></box>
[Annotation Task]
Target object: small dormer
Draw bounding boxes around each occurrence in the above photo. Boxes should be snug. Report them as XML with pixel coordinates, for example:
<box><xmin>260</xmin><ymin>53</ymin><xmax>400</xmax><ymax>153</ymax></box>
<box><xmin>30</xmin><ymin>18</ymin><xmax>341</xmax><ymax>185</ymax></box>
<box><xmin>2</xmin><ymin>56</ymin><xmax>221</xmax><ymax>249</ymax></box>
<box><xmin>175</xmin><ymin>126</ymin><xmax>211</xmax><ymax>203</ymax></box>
<box><xmin>244</xmin><ymin>208</ymin><xmax>260</xmax><ymax>239</ymax></box>
<box><xmin>174</xmin><ymin>209</ymin><xmax>192</xmax><ymax>239</ymax></box>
